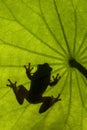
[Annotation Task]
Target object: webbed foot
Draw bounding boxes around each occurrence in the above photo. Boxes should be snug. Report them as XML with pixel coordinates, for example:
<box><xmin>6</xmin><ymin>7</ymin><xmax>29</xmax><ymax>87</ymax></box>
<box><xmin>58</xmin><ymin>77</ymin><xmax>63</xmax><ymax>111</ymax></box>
<box><xmin>24</xmin><ymin>63</ymin><xmax>33</xmax><ymax>73</ymax></box>
<box><xmin>39</xmin><ymin>94</ymin><xmax>61</xmax><ymax>113</ymax></box>
<box><xmin>24</xmin><ymin>63</ymin><xmax>34</xmax><ymax>79</ymax></box>
<box><xmin>7</xmin><ymin>79</ymin><xmax>17</xmax><ymax>88</ymax></box>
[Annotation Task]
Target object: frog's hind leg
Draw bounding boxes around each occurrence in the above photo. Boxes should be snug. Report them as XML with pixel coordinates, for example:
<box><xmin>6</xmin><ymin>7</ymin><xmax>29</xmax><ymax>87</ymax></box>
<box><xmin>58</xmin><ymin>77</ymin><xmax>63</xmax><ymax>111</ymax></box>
<box><xmin>7</xmin><ymin>79</ymin><xmax>28</xmax><ymax>105</ymax></box>
<box><xmin>16</xmin><ymin>85</ymin><xmax>28</xmax><ymax>104</ymax></box>
<box><xmin>39</xmin><ymin>94</ymin><xmax>61</xmax><ymax>113</ymax></box>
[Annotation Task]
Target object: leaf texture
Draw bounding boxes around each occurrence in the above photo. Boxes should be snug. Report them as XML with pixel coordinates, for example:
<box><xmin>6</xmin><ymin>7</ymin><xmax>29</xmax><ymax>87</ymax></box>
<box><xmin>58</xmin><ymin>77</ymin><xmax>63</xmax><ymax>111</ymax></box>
<box><xmin>0</xmin><ymin>0</ymin><xmax>87</xmax><ymax>130</ymax></box>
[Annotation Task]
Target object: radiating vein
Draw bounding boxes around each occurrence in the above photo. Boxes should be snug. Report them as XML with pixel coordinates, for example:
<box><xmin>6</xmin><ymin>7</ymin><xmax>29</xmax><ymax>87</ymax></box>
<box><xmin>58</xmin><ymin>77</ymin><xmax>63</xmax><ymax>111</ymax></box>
<box><xmin>81</xmin><ymin>74</ymin><xmax>87</xmax><ymax>88</ymax></box>
<box><xmin>0</xmin><ymin>90</ymin><xmax>10</xmax><ymax>100</ymax></box>
<box><xmin>2</xmin><ymin>104</ymin><xmax>29</xmax><ymax>116</ymax></box>
<box><xmin>22</xmin><ymin>0</ymin><xmax>66</xmax><ymax>58</ymax></box>
<box><xmin>59</xmin><ymin>71</ymin><xmax>69</xmax><ymax>95</ymax></box>
<box><xmin>0</xmin><ymin>87</ymin><xmax>8</xmax><ymax>89</ymax></box>
<box><xmin>22</xmin><ymin>0</ymin><xmax>68</xmax><ymax>57</ymax></box>
<box><xmin>73</xmin><ymin>10</ymin><xmax>77</xmax><ymax>55</ymax></box>
<box><xmin>53</xmin><ymin>0</ymin><xmax>72</xmax><ymax>56</ymax></box>
<box><xmin>78</xmin><ymin>47</ymin><xmax>87</xmax><ymax>57</ymax></box>
<box><xmin>75</xmin><ymin>70</ymin><xmax>87</xmax><ymax>111</ymax></box>
<box><xmin>0</xmin><ymin>16</ymin><xmax>15</xmax><ymax>21</ymax></box>
<box><xmin>11</xmin><ymin>105</ymin><xmax>29</xmax><ymax>130</ymax></box>
<box><xmin>64</xmin><ymin>71</ymin><xmax>72</xmax><ymax>124</ymax></box>
<box><xmin>52</xmin><ymin>66</ymin><xmax>66</xmax><ymax>74</ymax></box>
<box><xmin>71</xmin><ymin>0</ymin><xmax>78</xmax><ymax>56</ymax></box>
<box><xmin>80</xmin><ymin>56</ymin><xmax>87</xmax><ymax>61</ymax></box>
<box><xmin>39</xmin><ymin>0</ymin><xmax>68</xmax><ymax>56</ymax></box>
<box><xmin>76</xmin><ymin>32</ymin><xmax>87</xmax><ymax>56</ymax></box>
<box><xmin>2</xmin><ymin>0</ymin><xmax>65</xmax><ymax>58</ymax></box>
<box><xmin>0</xmin><ymin>38</ymin><xmax>62</xmax><ymax>60</ymax></box>
<box><xmin>80</xmin><ymin>110</ymin><xmax>84</xmax><ymax>130</ymax></box>
<box><xmin>0</xmin><ymin>65</ymin><xmax>23</xmax><ymax>68</ymax></box>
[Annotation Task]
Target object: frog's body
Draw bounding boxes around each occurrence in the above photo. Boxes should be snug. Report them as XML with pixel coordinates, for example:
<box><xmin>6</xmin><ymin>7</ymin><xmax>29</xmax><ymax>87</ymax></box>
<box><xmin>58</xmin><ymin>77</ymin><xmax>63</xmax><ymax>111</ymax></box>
<box><xmin>28</xmin><ymin>75</ymin><xmax>51</xmax><ymax>103</ymax></box>
<box><xmin>29</xmin><ymin>63</ymin><xmax>52</xmax><ymax>96</ymax></box>
<box><xmin>30</xmin><ymin>75</ymin><xmax>50</xmax><ymax>96</ymax></box>
<box><xmin>7</xmin><ymin>63</ymin><xmax>61</xmax><ymax>113</ymax></box>
<box><xmin>28</xmin><ymin>63</ymin><xmax>52</xmax><ymax>103</ymax></box>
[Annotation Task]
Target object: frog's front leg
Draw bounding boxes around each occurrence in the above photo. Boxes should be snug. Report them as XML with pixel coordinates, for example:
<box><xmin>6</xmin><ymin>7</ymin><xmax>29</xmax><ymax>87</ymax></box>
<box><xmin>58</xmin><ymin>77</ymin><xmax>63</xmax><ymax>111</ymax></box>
<box><xmin>7</xmin><ymin>79</ymin><xmax>28</xmax><ymax>104</ymax></box>
<box><xmin>49</xmin><ymin>73</ymin><xmax>61</xmax><ymax>86</ymax></box>
<box><xmin>24</xmin><ymin>63</ymin><xmax>33</xmax><ymax>80</ymax></box>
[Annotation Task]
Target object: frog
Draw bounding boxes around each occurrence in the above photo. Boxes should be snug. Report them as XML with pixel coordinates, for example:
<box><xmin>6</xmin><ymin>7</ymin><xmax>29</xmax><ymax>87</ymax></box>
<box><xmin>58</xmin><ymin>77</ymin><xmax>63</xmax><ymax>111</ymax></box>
<box><xmin>7</xmin><ymin>63</ymin><xmax>61</xmax><ymax>113</ymax></box>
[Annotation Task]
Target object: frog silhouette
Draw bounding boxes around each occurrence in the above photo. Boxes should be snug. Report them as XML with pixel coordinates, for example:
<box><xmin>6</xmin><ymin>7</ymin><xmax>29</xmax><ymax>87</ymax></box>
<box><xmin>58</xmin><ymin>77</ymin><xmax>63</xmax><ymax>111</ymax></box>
<box><xmin>7</xmin><ymin>63</ymin><xmax>61</xmax><ymax>113</ymax></box>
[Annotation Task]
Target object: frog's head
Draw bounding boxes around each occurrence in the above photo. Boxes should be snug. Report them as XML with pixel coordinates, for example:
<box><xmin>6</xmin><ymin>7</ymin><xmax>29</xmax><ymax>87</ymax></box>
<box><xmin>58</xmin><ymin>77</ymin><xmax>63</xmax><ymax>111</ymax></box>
<box><xmin>37</xmin><ymin>63</ymin><xmax>52</xmax><ymax>73</ymax></box>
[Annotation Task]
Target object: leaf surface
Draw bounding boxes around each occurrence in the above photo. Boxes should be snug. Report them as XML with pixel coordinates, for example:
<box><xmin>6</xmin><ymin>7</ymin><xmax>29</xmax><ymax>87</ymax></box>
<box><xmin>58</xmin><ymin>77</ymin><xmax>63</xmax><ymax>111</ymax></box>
<box><xmin>0</xmin><ymin>0</ymin><xmax>87</xmax><ymax>130</ymax></box>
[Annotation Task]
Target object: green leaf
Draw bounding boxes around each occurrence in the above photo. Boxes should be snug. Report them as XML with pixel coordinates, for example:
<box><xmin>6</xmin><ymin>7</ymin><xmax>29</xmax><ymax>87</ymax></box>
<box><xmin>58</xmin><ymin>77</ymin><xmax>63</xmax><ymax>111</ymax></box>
<box><xmin>0</xmin><ymin>0</ymin><xmax>87</xmax><ymax>130</ymax></box>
